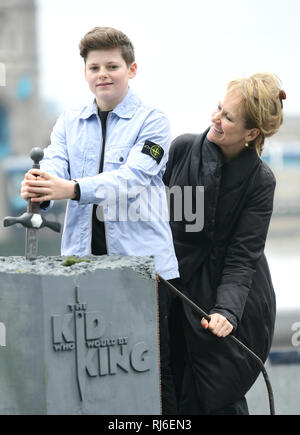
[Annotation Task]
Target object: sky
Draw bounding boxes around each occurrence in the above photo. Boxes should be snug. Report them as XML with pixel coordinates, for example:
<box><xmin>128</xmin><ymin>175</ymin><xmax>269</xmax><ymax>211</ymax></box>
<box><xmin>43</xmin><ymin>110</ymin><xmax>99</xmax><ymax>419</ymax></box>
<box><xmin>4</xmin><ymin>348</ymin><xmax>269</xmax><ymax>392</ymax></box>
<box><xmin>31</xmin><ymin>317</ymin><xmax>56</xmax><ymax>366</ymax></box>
<box><xmin>36</xmin><ymin>0</ymin><xmax>300</xmax><ymax>137</ymax></box>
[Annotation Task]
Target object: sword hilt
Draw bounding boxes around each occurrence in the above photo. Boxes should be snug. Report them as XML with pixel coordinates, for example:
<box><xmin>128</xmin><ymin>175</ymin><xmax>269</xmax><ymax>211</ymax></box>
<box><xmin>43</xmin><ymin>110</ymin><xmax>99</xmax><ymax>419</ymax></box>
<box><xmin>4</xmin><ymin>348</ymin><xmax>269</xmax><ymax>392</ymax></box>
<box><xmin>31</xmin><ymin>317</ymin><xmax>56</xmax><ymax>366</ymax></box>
<box><xmin>28</xmin><ymin>147</ymin><xmax>44</xmax><ymax>214</ymax></box>
<box><xmin>3</xmin><ymin>212</ymin><xmax>61</xmax><ymax>232</ymax></box>
<box><xmin>2</xmin><ymin>147</ymin><xmax>61</xmax><ymax>259</ymax></box>
<box><xmin>2</xmin><ymin>147</ymin><xmax>61</xmax><ymax>233</ymax></box>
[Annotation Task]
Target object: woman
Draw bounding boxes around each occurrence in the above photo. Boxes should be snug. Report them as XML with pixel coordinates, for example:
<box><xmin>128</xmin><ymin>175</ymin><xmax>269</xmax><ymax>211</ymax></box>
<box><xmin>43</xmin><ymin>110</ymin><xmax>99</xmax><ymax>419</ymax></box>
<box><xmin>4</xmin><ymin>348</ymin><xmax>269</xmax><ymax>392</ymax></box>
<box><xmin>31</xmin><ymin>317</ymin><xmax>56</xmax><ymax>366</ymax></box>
<box><xmin>164</xmin><ymin>73</ymin><xmax>286</xmax><ymax>415</ymax></box>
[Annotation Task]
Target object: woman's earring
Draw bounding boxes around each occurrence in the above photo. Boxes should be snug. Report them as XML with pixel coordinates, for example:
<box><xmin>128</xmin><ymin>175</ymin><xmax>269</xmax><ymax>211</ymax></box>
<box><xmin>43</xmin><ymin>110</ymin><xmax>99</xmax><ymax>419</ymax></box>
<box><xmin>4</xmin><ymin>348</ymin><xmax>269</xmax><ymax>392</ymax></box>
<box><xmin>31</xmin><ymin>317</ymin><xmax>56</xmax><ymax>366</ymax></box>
<box><xmin>245</xmin><ymin>143</ymin><xmax>249</xmax><ymax>147</ymax></box>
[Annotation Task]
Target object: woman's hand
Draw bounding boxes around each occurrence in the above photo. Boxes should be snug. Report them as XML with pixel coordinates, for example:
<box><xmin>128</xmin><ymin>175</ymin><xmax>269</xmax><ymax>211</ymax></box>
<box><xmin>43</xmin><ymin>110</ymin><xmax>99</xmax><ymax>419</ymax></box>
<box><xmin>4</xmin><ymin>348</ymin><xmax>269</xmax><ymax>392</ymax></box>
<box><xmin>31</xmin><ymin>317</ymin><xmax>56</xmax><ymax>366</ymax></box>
<box><xmin>21</xmin><ymin>169</ymin><xmax>76</xmax><ymax>202</ymax></box>
<box><xmin>201</xmin><ymin>313</ymin><xmax>233</xmax><ymax>338</ymax></box>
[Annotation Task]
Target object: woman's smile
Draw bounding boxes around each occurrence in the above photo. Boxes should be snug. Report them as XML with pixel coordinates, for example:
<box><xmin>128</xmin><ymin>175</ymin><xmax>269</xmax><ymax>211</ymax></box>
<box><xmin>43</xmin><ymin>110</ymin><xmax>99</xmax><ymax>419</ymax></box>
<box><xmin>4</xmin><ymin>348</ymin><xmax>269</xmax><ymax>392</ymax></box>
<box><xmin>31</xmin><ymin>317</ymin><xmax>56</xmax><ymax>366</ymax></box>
<box><xmin>212</xmin><ymin>125</ymin><xmax>224</xmax><ymax>135</ymax></box>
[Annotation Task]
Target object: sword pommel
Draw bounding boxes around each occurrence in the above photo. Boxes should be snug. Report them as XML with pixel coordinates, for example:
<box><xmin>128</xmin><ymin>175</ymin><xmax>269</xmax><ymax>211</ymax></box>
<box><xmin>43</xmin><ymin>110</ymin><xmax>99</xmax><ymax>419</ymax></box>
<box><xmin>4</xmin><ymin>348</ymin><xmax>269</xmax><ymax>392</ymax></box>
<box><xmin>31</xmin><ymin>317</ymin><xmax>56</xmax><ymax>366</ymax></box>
<box><xmin>30</xmin><ymin>147</ymin><xmax>44</xmax><ymax>169</ymax></box>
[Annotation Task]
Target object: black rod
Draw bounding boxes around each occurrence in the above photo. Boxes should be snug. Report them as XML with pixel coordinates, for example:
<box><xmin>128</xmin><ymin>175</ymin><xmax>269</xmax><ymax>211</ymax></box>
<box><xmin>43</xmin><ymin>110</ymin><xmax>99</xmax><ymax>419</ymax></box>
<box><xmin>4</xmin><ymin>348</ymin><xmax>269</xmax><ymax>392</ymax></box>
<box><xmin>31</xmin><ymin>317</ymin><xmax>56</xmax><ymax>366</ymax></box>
<box><xmin>158</xmin><ymin>275</ymin><xmax>275</xmax><ymax>415</ymax></box>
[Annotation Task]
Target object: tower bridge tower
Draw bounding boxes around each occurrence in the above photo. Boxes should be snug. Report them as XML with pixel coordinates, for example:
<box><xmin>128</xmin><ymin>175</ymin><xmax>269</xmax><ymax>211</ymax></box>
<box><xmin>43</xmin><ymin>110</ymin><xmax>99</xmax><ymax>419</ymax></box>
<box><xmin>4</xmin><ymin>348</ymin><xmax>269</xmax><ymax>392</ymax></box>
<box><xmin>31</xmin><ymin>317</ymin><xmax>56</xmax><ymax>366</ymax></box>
<box><xmin>0</xmin><ymin>0</ymin><xmax>60</xmax><ymax>246</ymax></box>
<box><xmin>0</xmin><ymin>0</ymin><xmax>50</xmax><ymax>157</ymax></box>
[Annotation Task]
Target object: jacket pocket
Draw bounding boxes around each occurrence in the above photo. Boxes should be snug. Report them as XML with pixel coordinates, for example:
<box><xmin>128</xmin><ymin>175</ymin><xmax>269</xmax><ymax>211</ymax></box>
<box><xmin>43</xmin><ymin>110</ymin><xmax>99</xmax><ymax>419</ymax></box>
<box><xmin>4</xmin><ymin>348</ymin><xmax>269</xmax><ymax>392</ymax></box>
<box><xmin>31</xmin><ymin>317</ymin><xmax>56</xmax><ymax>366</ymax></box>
<box><xmin>104</xmin><ymin>144</ymin><xmax>132</xmax><ymax>171</ymax></box>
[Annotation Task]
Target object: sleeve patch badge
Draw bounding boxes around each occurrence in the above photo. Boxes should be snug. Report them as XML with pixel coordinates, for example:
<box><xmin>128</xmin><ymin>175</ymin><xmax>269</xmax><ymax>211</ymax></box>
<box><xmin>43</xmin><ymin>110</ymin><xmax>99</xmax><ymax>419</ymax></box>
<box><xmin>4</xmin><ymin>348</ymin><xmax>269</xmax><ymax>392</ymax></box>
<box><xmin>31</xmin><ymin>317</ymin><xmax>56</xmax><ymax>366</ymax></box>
<box><xmin>141</xmin><ymin>140</ymin><xmax>164</xmax><ymax>164</ymax></box>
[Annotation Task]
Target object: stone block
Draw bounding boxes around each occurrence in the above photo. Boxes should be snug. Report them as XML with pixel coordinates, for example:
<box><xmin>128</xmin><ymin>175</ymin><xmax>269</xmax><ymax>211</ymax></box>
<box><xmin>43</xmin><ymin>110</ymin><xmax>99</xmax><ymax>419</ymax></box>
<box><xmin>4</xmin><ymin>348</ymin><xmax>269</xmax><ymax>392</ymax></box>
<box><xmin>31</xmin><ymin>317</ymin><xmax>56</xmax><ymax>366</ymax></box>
<box><xmin>0</xmin><ymin>255</ymin><xmax>160</xmax><ymax>415</ymax></box>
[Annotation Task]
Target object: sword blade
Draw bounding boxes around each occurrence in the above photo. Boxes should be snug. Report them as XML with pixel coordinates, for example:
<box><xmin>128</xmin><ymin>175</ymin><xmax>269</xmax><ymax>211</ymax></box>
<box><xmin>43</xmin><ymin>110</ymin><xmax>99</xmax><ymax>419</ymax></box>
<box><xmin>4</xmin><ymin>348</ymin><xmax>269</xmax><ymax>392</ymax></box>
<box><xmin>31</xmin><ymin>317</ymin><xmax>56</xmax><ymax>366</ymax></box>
<box><xmin>25</xmin><ymin>227</ymin><xmax>38</xmax><ymax>260</ymax></box>
<box><xmin>25</xmin><ymin>200</ymin><xmax>40</xmax><ymax>260</ymax></box>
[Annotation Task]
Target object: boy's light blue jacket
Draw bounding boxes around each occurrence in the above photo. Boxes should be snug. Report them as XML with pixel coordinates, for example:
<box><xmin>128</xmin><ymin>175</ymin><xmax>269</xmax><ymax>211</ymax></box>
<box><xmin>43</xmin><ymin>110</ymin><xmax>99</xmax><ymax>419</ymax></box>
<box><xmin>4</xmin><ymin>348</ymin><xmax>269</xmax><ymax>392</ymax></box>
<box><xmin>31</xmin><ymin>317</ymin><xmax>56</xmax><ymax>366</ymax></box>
<box><xmin>41</xmin><ymin>88</ymin><xmax>179</xmax><ymax>279</ymax></box>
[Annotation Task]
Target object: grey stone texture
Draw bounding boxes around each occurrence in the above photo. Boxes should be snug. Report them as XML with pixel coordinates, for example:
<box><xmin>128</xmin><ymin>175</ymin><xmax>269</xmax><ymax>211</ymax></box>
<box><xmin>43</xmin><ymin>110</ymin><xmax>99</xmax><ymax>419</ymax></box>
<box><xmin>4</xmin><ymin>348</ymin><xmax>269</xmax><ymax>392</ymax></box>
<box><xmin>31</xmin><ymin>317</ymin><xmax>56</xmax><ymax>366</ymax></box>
<box><xmin>0</xmin><ymin>255</ymin><xmax>161</xmax><ymax>415</ymax></box>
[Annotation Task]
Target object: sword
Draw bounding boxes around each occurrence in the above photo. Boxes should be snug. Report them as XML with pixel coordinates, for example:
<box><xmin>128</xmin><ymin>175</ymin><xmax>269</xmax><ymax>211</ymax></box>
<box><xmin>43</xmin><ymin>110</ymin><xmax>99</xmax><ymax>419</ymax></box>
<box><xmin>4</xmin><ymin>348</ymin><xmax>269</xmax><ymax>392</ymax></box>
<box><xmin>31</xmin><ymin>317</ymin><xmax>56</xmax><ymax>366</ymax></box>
<box><xmin>3</xmin><ymin>147</ymin><xmax>61</xmax><ymax>259</ymax></box>
<box><xmin>157</xmin><ymin>274</ymin><xmax>275</xmax><ymax>415</ymax></box>
<box><xmin>25</xmin><ymin>148</ymin><xmax>44</xmax><ymax>260</ymax></box>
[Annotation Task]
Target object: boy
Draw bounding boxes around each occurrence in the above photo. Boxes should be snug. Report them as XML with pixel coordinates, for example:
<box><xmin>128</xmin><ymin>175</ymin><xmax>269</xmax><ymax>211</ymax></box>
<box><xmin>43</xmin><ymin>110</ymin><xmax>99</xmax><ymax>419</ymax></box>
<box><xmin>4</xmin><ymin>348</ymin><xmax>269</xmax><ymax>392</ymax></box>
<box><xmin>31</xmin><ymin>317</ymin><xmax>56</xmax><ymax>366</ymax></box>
<box><xmin>21</xmin><ymin>27</ymin><xmax>178</xmax><ymax>413</ymax></box>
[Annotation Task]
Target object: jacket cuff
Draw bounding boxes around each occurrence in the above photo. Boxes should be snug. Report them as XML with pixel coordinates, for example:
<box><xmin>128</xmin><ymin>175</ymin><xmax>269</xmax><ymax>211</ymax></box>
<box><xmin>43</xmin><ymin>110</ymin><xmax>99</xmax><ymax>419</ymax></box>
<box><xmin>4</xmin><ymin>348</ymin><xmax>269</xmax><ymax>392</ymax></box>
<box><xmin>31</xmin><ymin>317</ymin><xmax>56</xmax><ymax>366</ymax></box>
<box><xmin>76</xmin><ymin>177</ymin><xmax>96</xmax><ymax>204</ymax></box>
<box><xmin>40</xmin><ymin>200</ymin><xmax>52</xmax><ymax>211</ymax></box>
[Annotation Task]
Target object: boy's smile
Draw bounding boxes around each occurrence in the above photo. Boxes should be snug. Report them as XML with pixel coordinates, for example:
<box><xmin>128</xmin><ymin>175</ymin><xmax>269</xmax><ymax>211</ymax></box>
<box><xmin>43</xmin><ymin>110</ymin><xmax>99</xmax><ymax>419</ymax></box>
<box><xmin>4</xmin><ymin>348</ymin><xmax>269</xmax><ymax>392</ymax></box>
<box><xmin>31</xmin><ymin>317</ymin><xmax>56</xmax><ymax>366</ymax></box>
<box><xmin>85</xmin><ymin>48</ymin><xmax>137</xmax><ymax>111</ymax></box>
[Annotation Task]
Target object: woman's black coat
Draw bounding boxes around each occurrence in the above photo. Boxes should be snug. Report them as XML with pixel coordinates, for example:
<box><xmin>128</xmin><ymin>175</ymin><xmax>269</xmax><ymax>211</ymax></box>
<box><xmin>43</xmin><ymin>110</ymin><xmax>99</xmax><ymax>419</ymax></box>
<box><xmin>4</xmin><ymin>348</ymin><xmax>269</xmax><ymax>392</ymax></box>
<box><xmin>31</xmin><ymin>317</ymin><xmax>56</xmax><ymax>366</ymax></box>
<box><xmin>163</xmin><ymin>130</ymin><xmax>276</xmax><ymax>414</ymax></box>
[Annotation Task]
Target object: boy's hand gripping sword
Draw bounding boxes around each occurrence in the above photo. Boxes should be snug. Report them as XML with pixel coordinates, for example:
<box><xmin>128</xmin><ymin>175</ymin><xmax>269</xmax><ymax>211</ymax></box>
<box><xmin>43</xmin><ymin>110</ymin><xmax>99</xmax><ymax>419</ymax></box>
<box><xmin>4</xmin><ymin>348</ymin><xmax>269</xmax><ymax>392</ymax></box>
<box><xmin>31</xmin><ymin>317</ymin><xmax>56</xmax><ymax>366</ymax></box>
<box><xmin>3</xmin><ymin>147</ymin><xmax>61</xmax><ymax>260</ymax></box>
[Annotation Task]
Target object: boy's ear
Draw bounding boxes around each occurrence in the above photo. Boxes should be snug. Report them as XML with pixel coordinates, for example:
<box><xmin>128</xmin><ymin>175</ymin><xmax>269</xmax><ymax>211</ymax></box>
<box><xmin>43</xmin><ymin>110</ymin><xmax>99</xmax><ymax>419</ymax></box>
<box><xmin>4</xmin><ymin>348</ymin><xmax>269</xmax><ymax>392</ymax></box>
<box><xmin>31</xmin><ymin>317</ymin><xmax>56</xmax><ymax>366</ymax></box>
<box><xmin>84</xmin><ymin>66</ymin><xmax>87</xmax><ymax>80</ymax></box>
<box><xmin>128</xmin><ymin>62</ymin><xmax>137</xmax><ymax>79</ymax></box>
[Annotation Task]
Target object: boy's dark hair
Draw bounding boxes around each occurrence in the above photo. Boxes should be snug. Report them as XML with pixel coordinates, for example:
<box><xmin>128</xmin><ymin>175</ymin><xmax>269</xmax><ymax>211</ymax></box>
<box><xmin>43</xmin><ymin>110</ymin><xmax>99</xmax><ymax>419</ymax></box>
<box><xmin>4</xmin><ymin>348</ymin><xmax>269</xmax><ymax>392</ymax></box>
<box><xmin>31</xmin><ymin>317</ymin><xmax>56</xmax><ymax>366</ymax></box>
<box><xmin>79</xmin><ymin>27</ymin><xmax>135</xmax><ymax>66</ymax></box>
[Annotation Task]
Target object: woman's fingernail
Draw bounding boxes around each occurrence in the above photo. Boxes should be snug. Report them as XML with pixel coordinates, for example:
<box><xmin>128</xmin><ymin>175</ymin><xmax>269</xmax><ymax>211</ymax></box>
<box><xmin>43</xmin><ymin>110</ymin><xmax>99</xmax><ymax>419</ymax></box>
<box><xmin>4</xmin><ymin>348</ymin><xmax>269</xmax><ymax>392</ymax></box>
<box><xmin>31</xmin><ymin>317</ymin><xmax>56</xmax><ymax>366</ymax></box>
<box><xmin>202</xmin><ymin>321</ymin><xmax>208</xmax><ymax>329</ymax></box>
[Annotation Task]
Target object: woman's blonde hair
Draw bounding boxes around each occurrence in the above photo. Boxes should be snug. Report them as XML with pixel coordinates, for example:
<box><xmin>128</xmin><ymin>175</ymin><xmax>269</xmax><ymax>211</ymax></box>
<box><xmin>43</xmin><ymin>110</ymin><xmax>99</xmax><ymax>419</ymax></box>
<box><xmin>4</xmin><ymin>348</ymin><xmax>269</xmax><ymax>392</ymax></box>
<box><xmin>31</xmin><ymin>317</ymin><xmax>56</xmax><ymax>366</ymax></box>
<box><xmin>227</xmin><ymin>72</ymin><xmax>285</xmax><ymax>155</ymax></box>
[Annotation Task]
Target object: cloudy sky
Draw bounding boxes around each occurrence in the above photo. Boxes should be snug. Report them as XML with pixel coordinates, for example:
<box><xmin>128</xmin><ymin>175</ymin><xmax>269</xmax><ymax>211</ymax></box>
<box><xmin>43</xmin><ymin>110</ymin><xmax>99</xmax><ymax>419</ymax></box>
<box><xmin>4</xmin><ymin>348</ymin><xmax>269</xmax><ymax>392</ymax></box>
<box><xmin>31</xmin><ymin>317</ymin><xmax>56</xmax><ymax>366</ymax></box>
<box><xmin>36</xmin><ymin>0</ymin><xmax>300</xmax><ymax>137</ymax></box>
